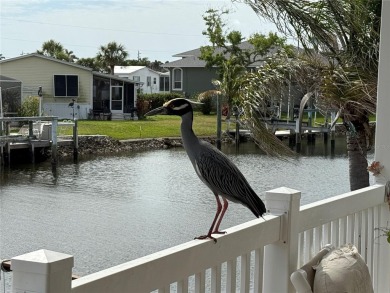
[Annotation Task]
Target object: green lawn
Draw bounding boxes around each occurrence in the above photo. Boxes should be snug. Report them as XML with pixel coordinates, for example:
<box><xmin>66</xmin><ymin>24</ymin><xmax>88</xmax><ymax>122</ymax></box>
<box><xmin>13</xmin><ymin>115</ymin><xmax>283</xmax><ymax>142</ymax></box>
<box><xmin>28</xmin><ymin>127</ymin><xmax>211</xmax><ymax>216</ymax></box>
<box><xmin>60</xmin><ymin>112</ymin><xmax>376</xmax><ymax>140</ymax></box>
<box><xmin>69</xmin><ymin>112</ymin><xmax>220</xmax><ymax>140</ymax></box>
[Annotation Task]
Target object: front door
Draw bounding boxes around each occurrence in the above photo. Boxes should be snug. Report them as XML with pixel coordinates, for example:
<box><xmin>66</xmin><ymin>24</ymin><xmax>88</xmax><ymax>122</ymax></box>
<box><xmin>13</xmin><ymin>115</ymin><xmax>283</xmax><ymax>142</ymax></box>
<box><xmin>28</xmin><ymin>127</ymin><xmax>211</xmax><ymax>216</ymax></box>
<box><xmin>111</xmin><ymin>86</ymin><xmax>123</xmax><ymax>113</ymax></box>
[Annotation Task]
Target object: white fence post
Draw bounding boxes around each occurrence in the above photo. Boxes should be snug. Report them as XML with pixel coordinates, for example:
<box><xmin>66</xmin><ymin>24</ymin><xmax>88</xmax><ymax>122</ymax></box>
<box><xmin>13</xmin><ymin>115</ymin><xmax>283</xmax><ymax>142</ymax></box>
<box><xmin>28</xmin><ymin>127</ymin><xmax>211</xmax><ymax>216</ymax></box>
<box><xmin>11</xmin><ymin>249</ymin><xmax>74</xmax><ymax>293</ymax></box>
<box><xmin>263</xmin><ymin>187</ymin><xmax>301</xmax><ymax>293</ymax></box>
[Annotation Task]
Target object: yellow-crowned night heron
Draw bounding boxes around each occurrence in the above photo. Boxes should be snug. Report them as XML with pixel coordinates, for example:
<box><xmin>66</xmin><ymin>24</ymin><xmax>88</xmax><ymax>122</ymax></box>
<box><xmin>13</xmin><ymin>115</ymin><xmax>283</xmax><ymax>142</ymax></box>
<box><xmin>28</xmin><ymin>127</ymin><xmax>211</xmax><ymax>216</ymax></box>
<box><xmin>146</xmin><ymin>98</ymin><xmax>266</xmax><ymax>242</ymax></box>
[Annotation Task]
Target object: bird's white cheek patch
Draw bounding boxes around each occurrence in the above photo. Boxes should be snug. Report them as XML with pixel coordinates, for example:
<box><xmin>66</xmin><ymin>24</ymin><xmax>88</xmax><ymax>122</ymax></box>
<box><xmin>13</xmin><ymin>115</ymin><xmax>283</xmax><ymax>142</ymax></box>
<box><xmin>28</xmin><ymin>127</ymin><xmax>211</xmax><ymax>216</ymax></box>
<box><xmin>173</xmin><ymin>104</ymin><xmax>188</xmax><ymax>111</ymax></box>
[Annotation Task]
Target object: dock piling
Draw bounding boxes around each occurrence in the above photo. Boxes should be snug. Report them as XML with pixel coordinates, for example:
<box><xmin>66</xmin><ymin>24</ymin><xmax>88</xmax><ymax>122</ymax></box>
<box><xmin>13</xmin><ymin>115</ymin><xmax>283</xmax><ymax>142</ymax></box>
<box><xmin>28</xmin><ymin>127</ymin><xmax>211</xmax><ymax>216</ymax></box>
<box><xmin>29</xmin><ymin>142</ymin><xmax>35</xmax><ymax>164</ymax></box>
<box><xmin>28</xmin><ymin>121</ymin><xmax>34</xmax><ymax>138</ymax></box>
<box><xmin>0</xmin><ymin>143</ymin><xmax>4</xmax><ymax>166</ymax></box>
<box><xmin>73</xmin><ymin>119</ymin><xmax>78</xmax><ymax>162</ymax></box>
<box><xmin>51</xmin><ymin>117</ymin><xmax>58</xmax><ymax>169</ymax></box>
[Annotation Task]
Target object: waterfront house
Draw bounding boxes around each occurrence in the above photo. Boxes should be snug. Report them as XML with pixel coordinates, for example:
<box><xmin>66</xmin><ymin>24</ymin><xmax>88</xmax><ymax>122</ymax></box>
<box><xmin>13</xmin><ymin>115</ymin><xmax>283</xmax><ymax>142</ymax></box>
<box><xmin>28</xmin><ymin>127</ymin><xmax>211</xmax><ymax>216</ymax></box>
<box><xmin>162</xmin><ymin>42</ymin><xmax>304</xmax><ymax>116</ymax></box>
<box><xmin>114</xmin><ymin>65</ymin><xmax>170</xmax><ymax>94</ymax></box>
<box><xmin>0</xmin><ymin>54</ymin><xmax>137</xmax><ymax>120</ymax></box>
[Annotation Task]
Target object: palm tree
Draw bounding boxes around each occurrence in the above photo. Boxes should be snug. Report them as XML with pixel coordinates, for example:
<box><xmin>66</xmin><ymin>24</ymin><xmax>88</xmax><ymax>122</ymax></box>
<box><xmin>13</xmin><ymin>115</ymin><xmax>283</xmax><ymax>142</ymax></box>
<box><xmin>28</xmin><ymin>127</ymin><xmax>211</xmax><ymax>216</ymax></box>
<box><xmin>64</xmin><ymin>49</ymin><xmax>77</xmax><ymax>63</ymax></box>
<box><xmin>236</xmin><ymin>0</ymin><xmax>381</xmax><ymax>190</ymax></box>
<box><xmin>96</xmin><ymin>41</ymin><xmax>128</xmax><ymax>74</ymax></box>
<box><xmin>37</xmin><ymin>39</ymin><xmax>64</xmax><ymax>56</ymax></box>
<box><xmin>37</xmin><ymin>39</ymin><xmax>77</xmax><ymax>62</ymax></box>
<box><xmin>76</xmin><ymin>57</ymin><xmax>102</xmax><ymax>72</ymax></box>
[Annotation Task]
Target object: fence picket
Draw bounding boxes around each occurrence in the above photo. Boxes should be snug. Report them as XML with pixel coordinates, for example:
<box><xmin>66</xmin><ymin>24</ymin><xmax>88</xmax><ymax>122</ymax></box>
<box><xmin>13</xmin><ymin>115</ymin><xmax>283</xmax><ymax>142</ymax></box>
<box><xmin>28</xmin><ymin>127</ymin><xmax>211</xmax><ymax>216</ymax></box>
<box><xmin>346</xmin><ymin>214</ymin><xmax>354</xmax><ymax>243</ymax></box>
<box><xmin>240</xmin><ymin>253</ymin><xmax>250</xmax><ymax>293</ymax></box>
<box><xmin>253</xmin><ymin>248</ymin><xmax>263</xmax><ymax>293</ymax></box>
<box><xmin>313</xmin><ymin>226</ymin><xmax>322</xmax><ymax>255</ymax></box>
<box><xmin>367</xmin><ymin>207</ymin><xmax>374</xmax><ymax>275</ymax></box>
<box><xmin>331</xmin><ymin>219</ymin><xmax>339</xmax><ymax>245</ymax></box>
<box><xmin>177</xmin><ymin>278</ymin><xmax>188</xmax><ymax>293</ymax></box>
<box><xmin>194</xmin><ymin>272</ymin><xmax>205</xmax><ymax>293</ymax></box>
<box><xmin>210</xmin><ymin>265</ymin><xmax>221</xmax><ymax>293</ymax></box>
<box><xmin>322</xmin><ymin>222</ymin><xmax>331</xmax><ymax>246</ymax></box>
<box><xmin>226</xmin><ymin>258</ymin><xmax>237</xmax><ymax>293</ymax></box>
<box><xmin>354</xmin><ymin>212</ymin><xmax>362</xmax><ymax>251</ymax></box>
<box><xmin>361</xmin><ymin>209</ymin><xmax>368</xmax><ymax>260</ymax></box>
<box><xmin>339</xmin><ymin>216</ymin><xmax>346</xmax><ymax>245</ymax></box>
<box><xmin>298</xmin><ymin>233</ymin><xmax>304</xmax><ymax>266</ymax></box>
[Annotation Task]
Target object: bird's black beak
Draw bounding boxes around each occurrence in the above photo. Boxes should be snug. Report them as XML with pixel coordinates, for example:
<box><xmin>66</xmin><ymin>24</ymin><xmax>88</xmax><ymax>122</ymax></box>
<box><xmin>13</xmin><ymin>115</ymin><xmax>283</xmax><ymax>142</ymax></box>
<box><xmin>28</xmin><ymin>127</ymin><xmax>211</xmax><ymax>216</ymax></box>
<box><xmin>145</xmin><ymin>106</ymin><xmax>167</xmax><ymax>116</ymax></box>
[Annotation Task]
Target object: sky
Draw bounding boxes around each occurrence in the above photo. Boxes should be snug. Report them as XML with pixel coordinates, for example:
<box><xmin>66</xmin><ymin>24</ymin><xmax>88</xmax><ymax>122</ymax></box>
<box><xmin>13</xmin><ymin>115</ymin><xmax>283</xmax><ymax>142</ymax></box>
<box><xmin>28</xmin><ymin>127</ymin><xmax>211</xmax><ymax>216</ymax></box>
<box><xmin>0</xmin><ymin>0</ymin><xmax>279</xmax><ymax>63</ymax></box>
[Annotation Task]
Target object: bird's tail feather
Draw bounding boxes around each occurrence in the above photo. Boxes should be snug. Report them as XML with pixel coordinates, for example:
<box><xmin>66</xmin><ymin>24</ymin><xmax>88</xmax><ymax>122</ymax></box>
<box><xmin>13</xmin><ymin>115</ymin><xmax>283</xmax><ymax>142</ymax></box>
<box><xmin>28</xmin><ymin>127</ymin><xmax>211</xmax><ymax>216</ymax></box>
<box><xmin>247</xmin><ymin>192</ymin><xmax>266</xmax><ymax>218</ymax></box>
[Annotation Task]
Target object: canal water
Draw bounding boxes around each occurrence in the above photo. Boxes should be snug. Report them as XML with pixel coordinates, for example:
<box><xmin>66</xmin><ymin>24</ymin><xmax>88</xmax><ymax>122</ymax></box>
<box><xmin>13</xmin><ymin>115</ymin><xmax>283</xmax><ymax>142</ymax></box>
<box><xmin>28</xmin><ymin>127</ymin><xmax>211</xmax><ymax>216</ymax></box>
<box><xmin>0</xmin><ymin>137</ymin><xmax>374</xmax><ymax>290</ymax></box>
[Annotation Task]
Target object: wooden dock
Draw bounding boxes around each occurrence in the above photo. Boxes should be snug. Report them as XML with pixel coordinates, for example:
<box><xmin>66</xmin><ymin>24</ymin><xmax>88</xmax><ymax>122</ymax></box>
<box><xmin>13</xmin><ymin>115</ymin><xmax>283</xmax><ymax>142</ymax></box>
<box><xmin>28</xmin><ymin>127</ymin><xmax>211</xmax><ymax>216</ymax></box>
<box><xmin>0</xmin><ymin>116</ymin><xmax>78</xmax><ymax>167</ymax></box>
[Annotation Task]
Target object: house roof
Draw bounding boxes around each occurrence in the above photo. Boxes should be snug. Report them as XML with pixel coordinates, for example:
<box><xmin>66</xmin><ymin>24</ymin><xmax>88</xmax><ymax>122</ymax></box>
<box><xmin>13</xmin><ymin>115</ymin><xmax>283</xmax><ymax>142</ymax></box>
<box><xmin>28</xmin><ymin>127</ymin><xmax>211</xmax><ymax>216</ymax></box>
<box><xmin>0</xmin><ymin>53</ymin><xmax>136</xmax><ymax>84</ymax></box>
<box><xmin>172</xmin><ymin>41</ymin><xmax>256</xmax><ymax>58</ymax></box>
<box><xmin>173</xmin><ymin>48</ymin><xmax>202</xmax><ymax>58</ymax></box>
<box><xmin>114</xmin><ymin>65</ymin><xmax>168</xmax><ymax>76</ymax></box>
<box><xmin>0</xmin><ymin>53</ymin><xmax>93</xmax><ymax>71</ymax></box>
<box><xmin>92</xmin><ymin>71</ymin><xmax>137</xmax><ymax>83</ymax></box>
<box><xmin>163</xmin><ymin>41</ymin><xmax>273</xmax><ymax>68</ymax></box>
<box><xmin>162</xmin><ymin>56</ymin><xmax>207</xmax><ymax>68</ymax></box>
<box><xmin>0</xmin><ymin>75</ymin><xmax>21</xmax><ymax>82</ymax></box>
<box><xmin>114</xmin><ymin>65</ymin><xmax>146</xmax><ymax>74</ymax></box>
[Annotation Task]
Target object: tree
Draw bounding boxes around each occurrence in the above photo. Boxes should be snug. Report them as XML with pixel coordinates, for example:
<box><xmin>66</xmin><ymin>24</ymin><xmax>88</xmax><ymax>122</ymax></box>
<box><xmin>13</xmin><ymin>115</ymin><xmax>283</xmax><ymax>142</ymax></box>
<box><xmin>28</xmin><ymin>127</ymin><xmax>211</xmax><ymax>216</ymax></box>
<box><xmin>76</xmin><ymin>57</ymin><xmax>102</xmax><ymax>72</ymax></box>
<box><xmin>150</xmin><ymin>60</ymin><xmax>165</xmax><ymax>72</ymax></box>
<box><xmin>200</xmin><ymin>9</ymin><xmax>291</xmax><ymax>114</ymax></box>
<box><xmin>200</xmin><ymin>8</ymin><xmax>295</xmax><ymax>157</ymax></box>
<box><xmin>96</xmin><ymin>41</ymin><xmax>128</xmax><ymax>74</ymax></box>
<box><xmin>236</xmin><ymin>0</ymin><xmax>381</xmax><ymax>190</ymax></box>
<box><xmin>64</xmin><ymin>49</ymin><xmax>77</xmax><ymax>63</ymax></box>
<box><xmin>238</xmin><ymin>48</ymin><xmax>326</xmax><ymax>157</ymax></box>
<box><xmin>37</xmin><ymin>39</ymin><xmax>77</xmax><ymax>62</ymax></box>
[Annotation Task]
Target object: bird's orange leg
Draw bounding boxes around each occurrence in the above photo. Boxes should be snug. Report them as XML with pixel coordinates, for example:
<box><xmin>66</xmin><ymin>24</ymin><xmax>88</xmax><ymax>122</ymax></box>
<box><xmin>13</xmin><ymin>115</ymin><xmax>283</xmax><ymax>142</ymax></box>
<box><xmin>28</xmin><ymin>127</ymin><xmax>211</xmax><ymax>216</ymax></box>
<box><xmin>195</xmin><ymin>194</ymin><xmax>222</xmax><ymax>242</ymax></box>
<box><xmin>212</xmin><ymin>197</ymin><xmax>228</xmax><ymax>235</ymax></box>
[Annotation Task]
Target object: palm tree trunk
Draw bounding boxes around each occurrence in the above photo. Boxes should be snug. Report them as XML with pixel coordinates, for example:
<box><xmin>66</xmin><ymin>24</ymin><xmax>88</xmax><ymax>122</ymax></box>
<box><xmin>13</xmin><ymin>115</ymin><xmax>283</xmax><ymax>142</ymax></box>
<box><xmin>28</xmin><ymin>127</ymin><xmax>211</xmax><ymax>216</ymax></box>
<box><xmin>346</xmin><ymin>123</ymin><xmax>369</xmax><ymax>191</ymax></box>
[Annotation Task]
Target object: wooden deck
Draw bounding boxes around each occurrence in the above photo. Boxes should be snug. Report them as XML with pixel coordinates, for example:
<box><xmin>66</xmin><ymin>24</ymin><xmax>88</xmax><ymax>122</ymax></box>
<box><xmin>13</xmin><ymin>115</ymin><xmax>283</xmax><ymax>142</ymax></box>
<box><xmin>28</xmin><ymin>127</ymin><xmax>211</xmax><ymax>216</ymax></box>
<box><xmin>0</xmin><ymin>116</ymin><xmax>78</xmax><ymax>167</ymax></box>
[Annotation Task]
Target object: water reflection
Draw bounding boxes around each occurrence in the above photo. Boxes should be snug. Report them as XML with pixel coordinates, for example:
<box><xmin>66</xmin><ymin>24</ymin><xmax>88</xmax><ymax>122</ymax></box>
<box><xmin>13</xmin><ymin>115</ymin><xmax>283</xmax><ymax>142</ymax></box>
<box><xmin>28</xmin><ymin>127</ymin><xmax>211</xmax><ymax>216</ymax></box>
<box><xmin>0</xmin><ymin>137</ymin><xmax>374</xmax><ymax>288</ymax></box>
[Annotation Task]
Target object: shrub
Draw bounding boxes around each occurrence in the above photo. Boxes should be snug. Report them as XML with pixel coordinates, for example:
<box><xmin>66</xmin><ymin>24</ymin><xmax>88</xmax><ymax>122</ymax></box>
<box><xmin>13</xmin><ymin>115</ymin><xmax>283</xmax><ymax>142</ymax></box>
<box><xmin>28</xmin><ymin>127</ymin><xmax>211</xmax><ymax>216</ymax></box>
<box><xmin>197</xmin><ymin>91</ymin><xmax>217</xmax><ymax>115</ymax></box>
<box><xmin>137</xmin><ymin>92</ymin><xmax>184</xmax><ymax>117</ymax></box>
<box><xmin>18</xmin><ymin>96</ymin><xmax>40</xmax><ymax>117</ymax></box>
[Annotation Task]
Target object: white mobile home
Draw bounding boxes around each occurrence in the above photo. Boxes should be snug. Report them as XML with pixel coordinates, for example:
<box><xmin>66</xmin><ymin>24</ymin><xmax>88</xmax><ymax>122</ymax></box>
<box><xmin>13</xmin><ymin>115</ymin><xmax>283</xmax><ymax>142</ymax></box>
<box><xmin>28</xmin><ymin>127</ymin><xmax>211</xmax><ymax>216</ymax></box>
<box><xmin>114</xmin><ymin>65</ymin><xmax>169</xmax><ymax>94</ymax></box>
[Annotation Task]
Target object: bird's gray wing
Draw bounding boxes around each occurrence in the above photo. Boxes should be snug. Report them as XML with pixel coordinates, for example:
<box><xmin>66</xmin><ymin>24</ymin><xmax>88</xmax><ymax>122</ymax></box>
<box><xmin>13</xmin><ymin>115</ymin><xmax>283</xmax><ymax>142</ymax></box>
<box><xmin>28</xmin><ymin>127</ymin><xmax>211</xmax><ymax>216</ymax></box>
<box><xmin>194</xmin><ymin>142</ymin><xmax>265</xmax><ymax>216</ymax></box>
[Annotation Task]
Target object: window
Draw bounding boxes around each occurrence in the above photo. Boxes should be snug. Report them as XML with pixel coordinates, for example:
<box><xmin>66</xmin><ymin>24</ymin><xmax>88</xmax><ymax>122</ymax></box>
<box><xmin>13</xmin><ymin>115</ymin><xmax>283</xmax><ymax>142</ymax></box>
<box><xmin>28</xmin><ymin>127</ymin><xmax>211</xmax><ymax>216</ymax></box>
<box><xmin>172</xmin><ymin>68</ymin><xmax>182</xmax><ymax>90</ymax></box>
<box><xmin>147</xmin><ymin>76</ymin><xmax>151</xmax><ymax>87</ymax></box>
<box><xmin>159</xmin><ymin>76</ymin><xmax>170</xmax><ymax>92</ymax></box>
<box><xmin>54</xmin><ymin>75</ymin><xmax>79</xmax><ymax>97</ymax></box>
<box><xmin>133</xmin><ymin>76</ymin><xmax>140</xmax><ymax>82</ymax></box>
<box><xmin>153</xmin><ymin>77</ymin><xmax>157</xmax><ymax>85</ymax></box>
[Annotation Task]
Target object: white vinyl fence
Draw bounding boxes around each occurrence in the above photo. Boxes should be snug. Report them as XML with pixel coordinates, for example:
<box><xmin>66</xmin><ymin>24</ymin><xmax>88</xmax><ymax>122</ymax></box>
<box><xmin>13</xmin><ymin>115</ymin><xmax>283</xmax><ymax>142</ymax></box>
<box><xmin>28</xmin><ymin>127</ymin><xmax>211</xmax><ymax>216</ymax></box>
<box><xmin>11</xmin><ymin>184</ymin><xmax>390</xmax><ymax>293</ymax></box>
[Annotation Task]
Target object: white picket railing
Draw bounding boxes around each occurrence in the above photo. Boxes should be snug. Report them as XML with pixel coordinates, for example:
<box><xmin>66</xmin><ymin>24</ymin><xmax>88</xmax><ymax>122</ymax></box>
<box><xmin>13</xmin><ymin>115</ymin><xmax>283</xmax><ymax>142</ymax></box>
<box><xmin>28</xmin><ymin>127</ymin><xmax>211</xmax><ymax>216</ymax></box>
<box><xmin>296</xmin><ymin>185</ymin><xmax>389</xmax><ymax>290</ymax></box>
<box><xmin>11</xmin><ymin>184</ymin><xmax>390</xmax><ymax>293</ymax></box>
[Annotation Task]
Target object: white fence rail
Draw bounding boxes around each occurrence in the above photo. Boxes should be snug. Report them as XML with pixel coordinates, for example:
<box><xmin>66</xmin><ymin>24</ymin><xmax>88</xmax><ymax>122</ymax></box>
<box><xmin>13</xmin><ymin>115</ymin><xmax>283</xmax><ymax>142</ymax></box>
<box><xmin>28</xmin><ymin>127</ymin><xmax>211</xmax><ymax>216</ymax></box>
<box><xmin>11</xmin><ymin>185</ymin><xmax>390</xmax><ymax>293</ymax></box>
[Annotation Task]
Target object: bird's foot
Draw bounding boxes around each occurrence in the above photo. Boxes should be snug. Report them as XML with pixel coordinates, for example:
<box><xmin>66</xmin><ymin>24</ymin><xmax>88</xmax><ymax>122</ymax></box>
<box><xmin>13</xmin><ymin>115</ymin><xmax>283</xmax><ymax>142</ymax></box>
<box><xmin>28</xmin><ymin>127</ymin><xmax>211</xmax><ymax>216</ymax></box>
<box><xmin>195</xmin><ymin>234</ymin><xmax>217</xmax><ymax>243</ymax></box>
<box><xmin>212</xmin><ymin>229</ymin><xmax>226</xmax><ymax>235</ymax></box>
